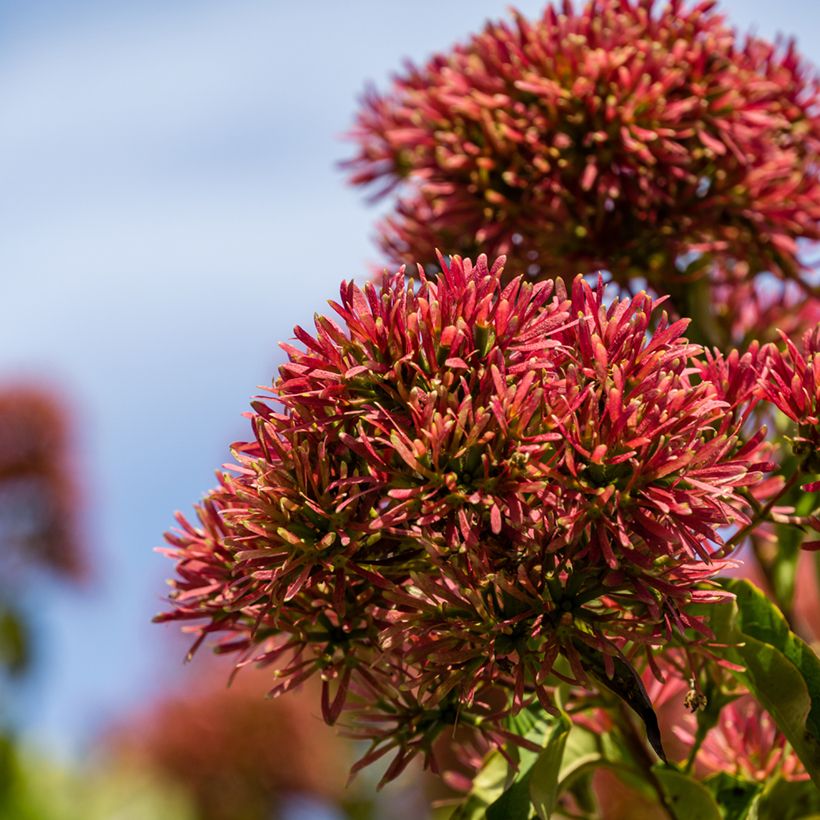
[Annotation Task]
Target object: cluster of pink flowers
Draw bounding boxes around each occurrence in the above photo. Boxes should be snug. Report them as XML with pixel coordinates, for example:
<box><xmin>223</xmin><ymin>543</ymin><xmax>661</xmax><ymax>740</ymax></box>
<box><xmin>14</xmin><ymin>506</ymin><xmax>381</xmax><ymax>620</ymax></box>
<box><xmin>158</xmin><ymin>255</ymin><xmax>771</xmax><ymax>780</ymax></box>
<box><xmin>755</xmin><ymin>325</ymin><xmax>820</xmax><ymax>559</ymax></box>
<box><xmin>0</xmin><ymin>387</ymin><xmax>83</xmax><ymax>579</ymax></box>
<box><xmin>647</xmin><ymin>655</ymin><xmax>807</xmax><ymax>783</ymax></box>
<box><xmin>681</xmin><ymin>693</ymin><xmax>808</xmax><ymax>783</ymax></box>
<box><xmin>761</xmin><ymin>326</ymin><xmax>820</xmax><ymax>482</ymax></box>
<box><xmin>345</xmin><ymin>0</ymin><xmax>819</xmax><ymax>294</ymax></box>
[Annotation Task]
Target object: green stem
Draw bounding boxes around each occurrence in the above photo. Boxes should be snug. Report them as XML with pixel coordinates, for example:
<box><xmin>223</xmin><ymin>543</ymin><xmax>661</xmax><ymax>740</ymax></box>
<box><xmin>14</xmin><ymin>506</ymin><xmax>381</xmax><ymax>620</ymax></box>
<box><xmin>748</xmin><ymin>531</ymin><xmax>798</xmax><ymax>630</ymax></box>
<box><xmin>683</xmin><ymin>721</ymin><xmax>709</xmax><ymax>775</ymax></box>
<box><xmin>612</xmin><ymin>700</ymin><xmax>676</xmax><ymax>820</ymax></box>
<box><xmin>719</xmin><ymin>471</ymin><xmax>802</xmax><ymax>557</ymax></box>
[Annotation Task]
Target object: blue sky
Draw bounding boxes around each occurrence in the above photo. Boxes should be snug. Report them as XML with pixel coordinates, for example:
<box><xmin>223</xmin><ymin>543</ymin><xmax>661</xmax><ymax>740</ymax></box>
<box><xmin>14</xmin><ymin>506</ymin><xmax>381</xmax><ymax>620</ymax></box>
<box><xmin>0</xmin><ymin>0</ymin><xmax>818</xmax><ymax>756</ymax></box>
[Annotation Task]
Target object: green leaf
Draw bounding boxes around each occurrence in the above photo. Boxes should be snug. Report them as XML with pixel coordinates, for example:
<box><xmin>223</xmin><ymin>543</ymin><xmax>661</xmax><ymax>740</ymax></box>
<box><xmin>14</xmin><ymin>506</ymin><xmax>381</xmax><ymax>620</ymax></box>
<box><xmin>554</xmin><ymin>724</ymin><xmax>658</xmax><ymax>804</ymax></box>
<box><xmin>770</xmin><ymin>517</ymin><xmax>800</xmax><ymax>610</ymax></box>
<box><xmin>484</xmin><ymin>708</ymin><xmax>571</xmax><ymax>820</ymax></box>
<box><xmin>565</xmin><ymin>771</ymin><xmax>597</xmax><ymax>815</ymax></box>
<box><xmin>653</xmin><ymin>766</ymin><xmax>722</xmax><ymax>820</ymax></box>
<box><xmin>712</xmin><ymin>579</ymin><xmax>820</xmax><ymax>787</ymax></box>
<box><xmin>703</xmin><ymin>772</ymin><xmax>762</xmax><ymax>820</ymax></box>
<box><xmin>558</xmin><ymin>725</ymin><xmax>635</xmax><ymax>782</ymax></box>
<box><xmin>528</xmin><ymin>711</ymin><xmax>571</xmax><ymax>820</ymax></box>
<box><xmin>754</xmin><ymin>775</ymin><xmax>820</xmax><ymax>820</ymax></box>
<box><xmin>507</xmin><ymin>705</ymin><xmax>552</xmax><ymax>743</ymax></box>
<box><xmin>450</xmin><ymin>751</ymin><xmax>511</xmax><ymax>820</ymax></box>
<box><xmin>451</xmin><ymin>709</ymin><xmax>550</xmax><ymax>820</ymax></box>
<box><xmin>453</xmin><ymin>707</ymin><xmax>569</xmax><ymax>820</ymax></box>
<box><xmin>557</xmin><ymin>725</ymin><xmax>606</xmax><ymax>789</ymax></box>
<box><xmin>679</xmin><ymin>263</ymin><xmax>725</xmax><ymax>348</ymax></box>
<box><xmin>0</xmin><ymin>606</ymin><xmax>29</xmax><ymax>676</ymax></box>
<box><xmin>486</xmin><ymin>770</ymin><xmax>535</xmax><ymax>820</ymax></box>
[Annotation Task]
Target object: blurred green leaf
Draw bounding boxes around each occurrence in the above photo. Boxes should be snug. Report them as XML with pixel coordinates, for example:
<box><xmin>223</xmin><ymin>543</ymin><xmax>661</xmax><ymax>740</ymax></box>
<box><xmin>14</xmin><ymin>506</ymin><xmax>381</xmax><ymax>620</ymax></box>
<box><xmin>679</xmin><ymin>263</ymin><xmax>725</xmax><ymax>348</ymax></box>
<box><xmin>452</xmin><ymin>706</ymin><xmax>570</xmax><ymax>820</ymax></box>
<box><xmin>653</xmin><ymin>767</ymin><xmax>721</xmax><ymax>820</ymax></box>
<box><xmin>0</xmin><ymin>605</ymin><xmax>29</xmax><ymax>676</ymax></box>
<box><xmin>450</xmin><ymin>750</ymin><xmax>511</xmax><ymax>820</ymax></box>
<box><xmin>486</xmin><ymin>769</ymin><xmax>535</xmax><ymax>820</ymax></box>
<box><xmin>703</xmin><ymin>772</ymin><xmax>762</xmax><ymax>820</ymax></box>
<box><xmin>556</xmin><ymin>725</ymin><xmax>653</xmax><ymax>800</ymax></box>
<box><xmin>528</xmin><ymin>710</ymin><xmax>571</xmax><ymax>820</ymax></box>
<box><xmin>507</xmin><ymin>705</ymin><xmax>552</xmax><ymax>741</ymax></box>
<box><xmin>755</xmin><ymin>775</ymin><xmax>820</xmax><ymax>819</ymax></box>
<box><xmin>712</xmin><ymin>579</ymin><xmax>820</xmax><ymax>787</ymax></box>
<box><xmin>0</xmin><ymin>735</ymin><xmax>198</xmax><ymax>820</ymax></box>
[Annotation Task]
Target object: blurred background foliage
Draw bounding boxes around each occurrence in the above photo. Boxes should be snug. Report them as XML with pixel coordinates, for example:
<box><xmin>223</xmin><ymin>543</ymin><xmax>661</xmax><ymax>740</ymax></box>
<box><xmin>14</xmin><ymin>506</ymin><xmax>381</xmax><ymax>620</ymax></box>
<box><xmin>0</xmin><ymin>1</ymin><xmax>818</xmax><ymax>818</ymax></box>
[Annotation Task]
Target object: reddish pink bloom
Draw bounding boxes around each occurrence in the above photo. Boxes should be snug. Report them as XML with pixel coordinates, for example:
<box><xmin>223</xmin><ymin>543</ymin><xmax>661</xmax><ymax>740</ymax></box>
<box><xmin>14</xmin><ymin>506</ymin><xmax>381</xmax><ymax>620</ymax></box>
<box><xmin>761</xmin><ymin>324</ymin><xmax>820</xmax><ymax>428</ymax></box>
<box><xmin>757</xmin><ymin>325</ymin><xmax>820</xmax><ymax>553</ymax></box>
<box><xmin>0</xmin><ymin>386</ymin><xmax>83</xmax><ymax>580</ymax></box>
<box><xmin>695</xmin><ymin>343</ymin><xmax>784</xmax><ymax>480</ymax></box>
<box><xmin>697</xmin><ymin>344</ymin><xmax>765</xmax><ymax>422</ymax></box>
<box><xmin>761</xmin><ymin>325</ymin><xmax>820</xmax><ymax>481</ymax></box>
<box><xmin>677</xmin><ymin>693</ymin><xmax>808</xmax><ymax>782</ymax></box>
<box><xmin>629</xmin><ymin>653</ymin><xmax>806</xmax><ymax>789</ymax></box>
<box><xmin>158</xmin><ymin>255</ymin><xmax>767</xmax><ymax>781</ymax></box>
<box><xmin>345</xmin><ymin>0</ymin><xmax>819</xmax><ymax>294</ymax></box>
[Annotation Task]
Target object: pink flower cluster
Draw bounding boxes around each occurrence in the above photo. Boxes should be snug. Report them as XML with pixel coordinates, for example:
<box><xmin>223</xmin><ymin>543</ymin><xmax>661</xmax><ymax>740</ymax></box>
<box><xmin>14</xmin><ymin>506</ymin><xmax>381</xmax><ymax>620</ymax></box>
<box><xmin>346</xmin><ymin>0</ymin><xmax>819</xmax><ymax>292</ymax></box>
<box><xmin>753</xmin><ymin>324</ymin><xmax>820</xmax><ymax>558</ymax></box>
<box><xmin>643</xmin><ymin>652</ymin><xmax>808</xmax><ymax>784</ymax></box>
<box><xmin>761</xmin><ymin>325</ymin><xmax>820</xmax><ymax>482</ymax></box>
<box><xmin>681</xmin><ymin>694</ymin><xmax>808</xmax><ymax>783</ymax></box>
<box><xmin>158</xmin><ymin>255</ymin><xmax>769</xmax><ymax>781</ymax></box>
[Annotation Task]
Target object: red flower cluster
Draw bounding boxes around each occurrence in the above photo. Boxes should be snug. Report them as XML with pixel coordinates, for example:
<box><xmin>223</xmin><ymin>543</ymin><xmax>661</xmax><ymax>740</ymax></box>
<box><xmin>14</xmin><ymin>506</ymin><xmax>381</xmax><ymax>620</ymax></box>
<box><xmin>761</xmin><ymin>323</ymin><xmax>820</xmax><ymax>551</ymax></box>
<box><xmin>345</xmin><ymin>0</ymin><xmax>819</xmax><ymax>292</ymax></box>
<box><xmin>0</xmin><ymin>387</ymin><xmax>83</xmax><ymax>579</ymax></box>
<box><xmin>764</xmin><ymin>323</ymin><xmax>820</xmax><ymax>448</ymax></box>
<box><xmin>640</xmin><ymin>651</ymin><xmax>807</xmax><ymax>785</ymax></box>
<box><xmin>761</xmin><ymin>324</ymin><xmax>820</xmax><ymax>484</ymax></box>
<box><xmin>158</xmin><ymin>255</ymin><xmax>767</xmax><ymax>781</ymax></box>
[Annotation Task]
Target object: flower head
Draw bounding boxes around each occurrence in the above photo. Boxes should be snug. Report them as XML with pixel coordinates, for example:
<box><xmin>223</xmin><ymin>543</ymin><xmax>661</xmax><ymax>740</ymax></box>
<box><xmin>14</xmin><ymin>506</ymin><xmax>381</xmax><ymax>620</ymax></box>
<box><xmin>761</xmin><ymin>324</ymin><xmax>820</xmax><ymax>481</ymax></box>
<box><xmin>678</xmin><ymin>693</ymin><xmax>807</xmax><ymax>782</ymax></box>
<box><xmin>345</xmin><ymin>0</ymin><xmax>819</xmax><ymax>291</ymax></box>
<box><xmin>643</xmin><ymin>652</ymin><xmax>806</xmax><ymax>787</ymax></box>
<box><xmin>158</xmin><ymin>255</ymin><xmax>766</xmax><ymax>781</ymax></box>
